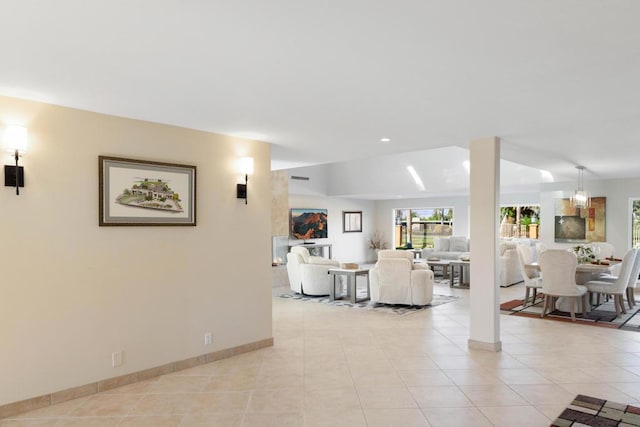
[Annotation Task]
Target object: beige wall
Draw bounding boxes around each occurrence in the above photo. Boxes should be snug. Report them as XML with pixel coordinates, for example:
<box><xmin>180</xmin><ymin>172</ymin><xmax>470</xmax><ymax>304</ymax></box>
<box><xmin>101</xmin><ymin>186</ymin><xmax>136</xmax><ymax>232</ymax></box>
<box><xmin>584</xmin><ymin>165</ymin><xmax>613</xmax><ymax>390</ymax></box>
<box><xmin>0</xmin><ymin>96</ymin><xmax>272</xmax><ymax>405</ymax></box>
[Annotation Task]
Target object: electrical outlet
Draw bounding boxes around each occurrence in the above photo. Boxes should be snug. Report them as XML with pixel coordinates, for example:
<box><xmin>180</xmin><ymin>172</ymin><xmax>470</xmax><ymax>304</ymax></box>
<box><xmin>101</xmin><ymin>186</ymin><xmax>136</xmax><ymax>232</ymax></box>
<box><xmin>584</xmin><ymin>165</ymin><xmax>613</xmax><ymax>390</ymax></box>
<box><xmin>204</xmin><ymin>332</ymin><xmax>212</xmax><ymax>345</ymax></box>
<box><xmin>112</xmin><ymin>351</ymin><xmax>123</xmax><ymax>368</ymax></box>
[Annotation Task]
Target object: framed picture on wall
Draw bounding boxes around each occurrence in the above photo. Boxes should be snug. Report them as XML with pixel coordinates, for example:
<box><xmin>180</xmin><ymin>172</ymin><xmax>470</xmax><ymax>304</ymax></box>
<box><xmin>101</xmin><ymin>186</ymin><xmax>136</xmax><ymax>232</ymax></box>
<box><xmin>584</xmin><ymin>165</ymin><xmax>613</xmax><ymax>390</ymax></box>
<box><xmin>99</xmin><ymin>156</ymin><xmax>196</xmax><ymax>226</ymax></box>
<box><xmin>554</xmin><ymin>197</ymin><xmax>605</xmax><ymax>242</ymax></box>
<box><xmin>343</xmin><ymin>211</ymin><xmax>362</xmax><ymax>233</ymax></box>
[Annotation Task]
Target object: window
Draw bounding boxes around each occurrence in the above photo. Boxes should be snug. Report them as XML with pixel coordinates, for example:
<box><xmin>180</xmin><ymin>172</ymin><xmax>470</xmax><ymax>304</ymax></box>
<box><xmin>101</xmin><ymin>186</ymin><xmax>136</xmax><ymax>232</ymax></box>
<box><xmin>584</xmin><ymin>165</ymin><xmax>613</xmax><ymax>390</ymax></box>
<box><xmin>500</xmin><ymin>205</ymin><xmax>540</xmax><ymax>239</ymax></box>
<box><xmin>393</xmin><ymin>208</ymin><xmax>453</xmax><ymax>248</ymax></box>
<box><xmin>632</xmin><ymin>199</ymin><xmax>640</xmax><ymax>248</ymax></box>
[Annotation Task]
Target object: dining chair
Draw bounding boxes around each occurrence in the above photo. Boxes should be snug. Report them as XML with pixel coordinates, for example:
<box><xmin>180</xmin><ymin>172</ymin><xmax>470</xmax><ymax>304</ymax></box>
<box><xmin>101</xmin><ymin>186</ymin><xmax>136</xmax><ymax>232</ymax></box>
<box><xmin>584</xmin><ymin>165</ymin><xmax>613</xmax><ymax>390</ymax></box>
<box><xmin>584</xmin><ymin>248</ymin><xmax>637</xmax><ymax>317</ymax></box>
<box><xmin>535</xmin><ymin>242</ymin><xmax>548</xmax><ymax>259</ymax></box>
<box><xmin>591</xmin><ymin>242</ymin><xmax>616</xmax><ymax>260</ymax></box>
<box><xmin>625</xmin><ymin>254</ymin><xmax>640</xmax><ymax>309</ymax></box>
<box><xmin>516</xmin><ymin>244</ymin><xmax>542</xmax><ymax>306</ymax></box>
<box><xmin>602</xmin><ymin>248</ymin><xmax>640</xmax><ymax>309</ymax></box>
<box><xmin>538</xmin><ymin>249</ymin><xmax>588</xmax><ymax>321</ymax></box>
<box><xmin>629</xmin><ymin>279</ymin><xmax>639</xmax><ymax>309</ymax></box>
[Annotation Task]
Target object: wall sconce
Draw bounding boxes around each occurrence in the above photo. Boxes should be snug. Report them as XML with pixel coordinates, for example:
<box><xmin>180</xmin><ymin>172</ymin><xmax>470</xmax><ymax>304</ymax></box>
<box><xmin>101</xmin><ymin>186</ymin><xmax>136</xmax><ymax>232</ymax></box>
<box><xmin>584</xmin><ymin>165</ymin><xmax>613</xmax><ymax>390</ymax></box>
<box><xmin>236</xmin><ymin>156</ymin><xmax>254</xmax><ymax>204</ymax></box>
<box><xmin>3</xmin><ymin>125</ymin><xmax>28</xmax><ymax>195</ymax></box>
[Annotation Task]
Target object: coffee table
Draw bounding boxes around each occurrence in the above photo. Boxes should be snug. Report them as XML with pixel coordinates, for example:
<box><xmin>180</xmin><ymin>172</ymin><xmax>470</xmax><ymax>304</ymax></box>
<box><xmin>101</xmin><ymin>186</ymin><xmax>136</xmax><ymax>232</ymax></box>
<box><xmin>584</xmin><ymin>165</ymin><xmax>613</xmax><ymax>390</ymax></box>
<box><xmin>328</xmin><ymin>267</ymin><xmax>370</xmax><ymax>303</ymax></box>
<box><xmin>426</xmin><ymin>259</ymin><xmax>450</xmax><ymax>278</ymax></box>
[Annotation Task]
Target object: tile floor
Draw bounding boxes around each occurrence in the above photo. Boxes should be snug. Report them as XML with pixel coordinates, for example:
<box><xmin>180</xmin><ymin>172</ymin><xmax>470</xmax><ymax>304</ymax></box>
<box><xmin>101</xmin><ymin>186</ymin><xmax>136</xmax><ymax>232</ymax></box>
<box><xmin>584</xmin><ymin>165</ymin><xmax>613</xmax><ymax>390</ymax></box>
<box><xmin>4</xmin><ymin>279</ymin><xmax>640</xmax><ymax>426</ymax></box>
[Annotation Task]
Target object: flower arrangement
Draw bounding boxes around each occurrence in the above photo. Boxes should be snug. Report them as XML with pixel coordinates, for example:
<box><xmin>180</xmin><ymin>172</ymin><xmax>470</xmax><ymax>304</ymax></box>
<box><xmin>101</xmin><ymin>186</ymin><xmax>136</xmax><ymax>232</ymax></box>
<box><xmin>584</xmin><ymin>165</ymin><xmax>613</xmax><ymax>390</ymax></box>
<box><xmin>368</xmin><ymin>231</ymin><xmax>389</xmax><ymax>250</ymax></box>
<box><xmin>572</xmin><ymin>244</ymin><xmax>595</xmax><ymax>263</ymax></box>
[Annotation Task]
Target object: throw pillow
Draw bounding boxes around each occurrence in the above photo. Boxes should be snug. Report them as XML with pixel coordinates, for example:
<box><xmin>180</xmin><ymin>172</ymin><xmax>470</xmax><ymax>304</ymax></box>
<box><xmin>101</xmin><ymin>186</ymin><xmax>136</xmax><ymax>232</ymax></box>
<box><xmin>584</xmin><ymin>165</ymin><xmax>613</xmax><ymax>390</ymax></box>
<box><xmin>434</xmin><ymin>237</ymin><xmax>450</xmax><ymax>252</ymax></box>
<box><xmin>450</xmin><ymin>236</ymin><xmax>468</xmax><ymax>252</ymax></box>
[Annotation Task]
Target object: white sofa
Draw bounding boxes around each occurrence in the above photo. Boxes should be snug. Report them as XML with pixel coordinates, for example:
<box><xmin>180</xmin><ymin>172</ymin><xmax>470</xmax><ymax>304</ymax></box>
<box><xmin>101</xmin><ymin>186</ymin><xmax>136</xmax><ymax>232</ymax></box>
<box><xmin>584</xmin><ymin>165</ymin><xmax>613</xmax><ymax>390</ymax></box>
<box><xmin>286</xmin><ymin>246</ymin><xmax>340</xmax><ymax>295</ymax></box>
<box><xmin>498</xmin><ymin>238</ymin><xmax>542</xmax><ymax>287</ymax></box>
<box><xmin>507</xmin><ymin>238</ymin><xmax>540</xmax><ymax>260</ymax></box>
<box><xmin>498</xmin><ymin>241</ymin><xmax>523</xmax><ymax>287</ymax></box>
<box><xmin>421</xmin><ymin>236</ymin><xmax>470</xmax><ymax>260</ymax></box>
<box><xmin>369</xmin><ymin>250</ymin><xmax>434</xmax><ymax>306</ymax></box>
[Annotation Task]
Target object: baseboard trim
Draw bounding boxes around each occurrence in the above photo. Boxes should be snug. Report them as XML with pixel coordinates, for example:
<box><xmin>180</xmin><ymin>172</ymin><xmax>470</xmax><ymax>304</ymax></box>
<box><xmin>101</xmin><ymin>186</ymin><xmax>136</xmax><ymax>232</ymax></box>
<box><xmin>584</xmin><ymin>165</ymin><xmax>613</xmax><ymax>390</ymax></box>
<box><xmin>500</xmin><ymin>280</ymin><xmax>524</xmax><ymax>288</ymax></box>
<box><xmin>0</xmin><ymin>337</ymin><xmax>273</xmax><ymax>419</ymax></box>
<box><xmin>468</xmin><ymin>338</ymin><xmax>502</xmax><ymax>352</ymax></box>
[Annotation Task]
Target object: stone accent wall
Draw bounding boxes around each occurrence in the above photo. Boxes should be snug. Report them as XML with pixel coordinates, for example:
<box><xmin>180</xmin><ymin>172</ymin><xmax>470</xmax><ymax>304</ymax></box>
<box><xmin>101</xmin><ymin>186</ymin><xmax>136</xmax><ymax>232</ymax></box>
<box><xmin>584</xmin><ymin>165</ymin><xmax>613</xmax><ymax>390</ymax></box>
<box><xmin>271</xmin><ymin>170</ymin><xmax>289</xmax><ymax>236</ymax></box>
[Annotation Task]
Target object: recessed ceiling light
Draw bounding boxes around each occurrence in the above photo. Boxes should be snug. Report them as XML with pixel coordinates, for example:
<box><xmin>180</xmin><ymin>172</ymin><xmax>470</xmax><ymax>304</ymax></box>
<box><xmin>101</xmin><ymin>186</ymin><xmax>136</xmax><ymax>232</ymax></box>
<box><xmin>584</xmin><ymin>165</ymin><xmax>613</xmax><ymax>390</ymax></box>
<box><xmin>380</xmin><ymin>138</ymin><xmax>392</xmax><ymax>143</ymax></box>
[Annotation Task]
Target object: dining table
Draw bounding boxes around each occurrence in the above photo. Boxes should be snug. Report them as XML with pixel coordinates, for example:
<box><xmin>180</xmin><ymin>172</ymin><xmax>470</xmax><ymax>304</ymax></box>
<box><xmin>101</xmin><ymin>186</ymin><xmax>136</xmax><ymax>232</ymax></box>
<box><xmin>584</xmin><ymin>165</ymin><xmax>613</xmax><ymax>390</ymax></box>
<box><xmin>525</xmin><ymin>261</ymin><xmax>619</xmax><ymax>313</ymax></box>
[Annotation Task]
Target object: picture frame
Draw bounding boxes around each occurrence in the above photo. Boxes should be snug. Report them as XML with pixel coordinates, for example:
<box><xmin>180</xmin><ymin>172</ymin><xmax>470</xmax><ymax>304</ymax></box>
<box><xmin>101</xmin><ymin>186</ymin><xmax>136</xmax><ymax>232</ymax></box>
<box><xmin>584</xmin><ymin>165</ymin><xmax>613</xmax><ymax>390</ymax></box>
<box><xmin>99</xmin><ymin>156</ymin><xmax>196</xmax><ymax>226</ymax></box>
<box><xmin>343</xmin><ymin>211</ymin><xmax>362</xmax><ymax>233</ymax></box>
<box><xmin>554</xmin><ymin>197</ymin><xmax>605</xmax><ymax>242</ymax></box>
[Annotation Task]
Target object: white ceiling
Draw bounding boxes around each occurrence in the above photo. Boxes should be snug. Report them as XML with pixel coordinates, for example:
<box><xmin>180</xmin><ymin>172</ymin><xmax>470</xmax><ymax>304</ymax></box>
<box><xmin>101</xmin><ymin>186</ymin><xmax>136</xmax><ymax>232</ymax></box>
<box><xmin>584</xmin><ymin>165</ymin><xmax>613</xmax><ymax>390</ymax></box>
<box><xmin>1</xmin><ymin>1</ymin><xmax>638</xmax><ymax>195</ymax></box>
<box><xmin>289</xmin><ymin>146</ymin><xmax>572</xmax><ymax>200</ymax></box>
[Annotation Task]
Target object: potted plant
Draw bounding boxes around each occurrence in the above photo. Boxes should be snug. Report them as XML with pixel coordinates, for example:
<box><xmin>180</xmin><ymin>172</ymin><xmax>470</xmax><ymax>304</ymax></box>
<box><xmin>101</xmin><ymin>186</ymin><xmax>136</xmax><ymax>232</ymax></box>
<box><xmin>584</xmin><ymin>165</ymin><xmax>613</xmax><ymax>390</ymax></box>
<box><xmin>572</xmin><ymin>244</ymin><xmax>595</xmax><ymax>263</ymax></box>
<box><xmin>368</xmin><ymin>231</ymin><xmax>389</xmax><ymax>252</ymax></box>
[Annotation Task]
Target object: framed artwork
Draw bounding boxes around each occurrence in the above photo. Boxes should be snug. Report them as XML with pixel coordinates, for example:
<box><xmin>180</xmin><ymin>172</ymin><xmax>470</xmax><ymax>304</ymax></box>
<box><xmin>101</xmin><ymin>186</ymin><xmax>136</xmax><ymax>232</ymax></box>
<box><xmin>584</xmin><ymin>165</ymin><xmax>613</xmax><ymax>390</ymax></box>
<box><xmin>554</xmin><ymin>197</ymin><xmax>605</xmax><ymax>242</ymax></box>
<box><xmin>99</xmin><ymin>156</ymin><xmax>196</xmax><ymax>226</ymax></box>
<box><xmin>290</xmin><ymin>208</ymin><xmax>328</xmax><ymax>239</ymax></box>
<box><xmin>343</xmin><ymin>211</ymin><xmax>362</xmax><ymax>233</ymax></box>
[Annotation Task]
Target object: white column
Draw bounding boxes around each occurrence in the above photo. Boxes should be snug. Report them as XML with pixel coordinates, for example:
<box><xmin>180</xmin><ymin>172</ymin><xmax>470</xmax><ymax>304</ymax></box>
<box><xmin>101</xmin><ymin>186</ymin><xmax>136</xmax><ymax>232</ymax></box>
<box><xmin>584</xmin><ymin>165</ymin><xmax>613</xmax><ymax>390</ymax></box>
<box><xmin>468</xmin><ymin>137</ymin><xmax>501</xmax><ymax>352</ymax></box>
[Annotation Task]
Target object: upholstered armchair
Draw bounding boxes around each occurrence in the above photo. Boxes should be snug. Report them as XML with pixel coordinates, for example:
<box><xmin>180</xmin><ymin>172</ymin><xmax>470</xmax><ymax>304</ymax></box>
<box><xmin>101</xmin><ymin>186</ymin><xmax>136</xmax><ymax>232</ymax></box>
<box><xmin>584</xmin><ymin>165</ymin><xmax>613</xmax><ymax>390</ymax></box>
<box><xmin>286</xmin><ymin>246</ymin><xmax>340</xmax><ymax>295</ymax></box>
<box><xmin>369</xmin><ymin>250</ymin><xmax>434</xmax><ymax>306</ymax></box>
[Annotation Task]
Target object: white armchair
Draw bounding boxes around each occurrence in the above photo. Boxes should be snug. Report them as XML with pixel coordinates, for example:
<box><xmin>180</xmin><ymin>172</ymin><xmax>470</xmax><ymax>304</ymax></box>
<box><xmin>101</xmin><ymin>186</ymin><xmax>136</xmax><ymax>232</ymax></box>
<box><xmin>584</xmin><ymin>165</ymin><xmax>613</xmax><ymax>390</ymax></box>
<box><xmin>369</xmin><ymin>250</ymin><xmax>434</xmax><ymax>306</ymax></box>
<box><xmin>286</xmin><ymin>246</ymin><xmax>340</xmax><ymax>295</ymax></box>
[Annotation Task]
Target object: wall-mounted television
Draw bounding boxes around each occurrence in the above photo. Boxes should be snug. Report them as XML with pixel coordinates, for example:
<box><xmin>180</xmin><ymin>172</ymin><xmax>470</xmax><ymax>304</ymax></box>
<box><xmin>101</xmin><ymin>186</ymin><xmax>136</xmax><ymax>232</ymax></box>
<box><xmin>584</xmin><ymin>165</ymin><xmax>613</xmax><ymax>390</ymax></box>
<box><xmin>290</xmin><ymin>208</ymin><xmax>328</xmax><ymax>239</ymax></box>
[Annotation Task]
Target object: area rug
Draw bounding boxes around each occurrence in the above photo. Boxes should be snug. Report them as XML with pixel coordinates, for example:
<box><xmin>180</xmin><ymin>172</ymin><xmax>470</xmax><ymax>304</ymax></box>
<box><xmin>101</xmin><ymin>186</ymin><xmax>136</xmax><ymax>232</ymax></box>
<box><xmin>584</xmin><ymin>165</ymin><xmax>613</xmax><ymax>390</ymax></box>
<box><xmin>552</xmin><ymin>394</ymin><xmax>640</xmax><ymax>426</ymax></box>
<box><xmin>279</xmin><ymin>289</ymin><xmax>459</xmax><ymax>316</ymax></box>
<box><xmin>500</xmin><ymin>293</ymin><xmax>640</xmax><ymax>331</ymax></box>
<box><xmin>435</xmin><ymin>277</ymin><xmax>465</xmax><ymax>288</ymax></box>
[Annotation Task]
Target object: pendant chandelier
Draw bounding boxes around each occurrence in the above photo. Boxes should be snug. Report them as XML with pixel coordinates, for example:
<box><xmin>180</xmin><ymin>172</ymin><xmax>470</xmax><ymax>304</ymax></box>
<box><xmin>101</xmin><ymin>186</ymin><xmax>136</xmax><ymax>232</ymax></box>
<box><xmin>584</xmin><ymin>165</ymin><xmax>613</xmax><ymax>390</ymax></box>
<box><xmin>570</xmin><ymin>166</ymin><xmax>591</xmax><ymax>209</ymax></box>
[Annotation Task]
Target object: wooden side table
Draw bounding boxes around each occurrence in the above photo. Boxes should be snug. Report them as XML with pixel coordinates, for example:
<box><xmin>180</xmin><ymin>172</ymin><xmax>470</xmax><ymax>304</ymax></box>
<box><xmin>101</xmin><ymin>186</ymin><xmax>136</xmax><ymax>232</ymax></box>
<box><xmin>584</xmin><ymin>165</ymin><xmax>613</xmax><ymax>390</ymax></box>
<box><xmin>328</xmin><ymin>268</ymin><xmax>370</xmax><ymax>303</ymax></box>
<box><xmin>449</xmin><ymin>260</ymin><xmax>470</xmax><ymax>288</ymax></box>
